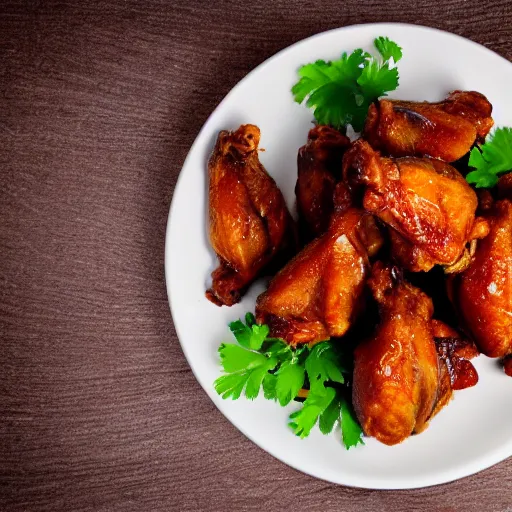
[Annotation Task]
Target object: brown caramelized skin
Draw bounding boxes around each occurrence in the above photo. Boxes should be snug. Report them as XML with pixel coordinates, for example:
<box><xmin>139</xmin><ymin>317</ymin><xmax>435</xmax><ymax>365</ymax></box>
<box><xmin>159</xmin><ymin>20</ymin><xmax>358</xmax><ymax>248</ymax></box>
<box><xmin>454</xmin><ymin>198</ymin><xmax>512</xmax><ymax>358</ymax></box>
<box><xmin>343</xmin><ymin>140</ymin><xmax>489</xmax><ymax>272</ymax></box>
<box><xmin>296</xmin><ymin>125</ymin><xmax>350</xmax><ymax>243</ymax></box>
<box><xmin>352</xmin><ymin>263</ymin><xmax>440</xmax><ymax>445</ymax></box>
<box><xmin>255</xmin><ymin>183</ymin><xmax>383</xmax><ymax>346</ymax></box>
<box><xmin>364</xmin><ymin>91</ymin><xmax>493</xmax><ymax>162</ymax></box>
<box><xmin>206</xmin><ymin>124</ymin><xmax>296</xmax><ymax>306</ymax></box>
<box><xmin>432</xmin><ymin>320</ymin><xmax>479</xmax><ymax>391</ymax></box>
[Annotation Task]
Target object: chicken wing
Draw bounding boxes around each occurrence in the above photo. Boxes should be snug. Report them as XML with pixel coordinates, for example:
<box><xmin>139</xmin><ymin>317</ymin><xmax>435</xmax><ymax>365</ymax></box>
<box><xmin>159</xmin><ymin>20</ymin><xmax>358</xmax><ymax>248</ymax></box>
<box><xmin>364</xmin><ymin>91</ymin><xmax>493</xmax><ymax>162</ymax></box>
<box><xmin>343</xmin><ymin>140</ymin><xmax>489</xmax><ymax>272</ymax></box>
<box><xmin>453</xmin><ymin>198</ymin><xmax>512</xmax><ymax>358</ymax></box>
<box><xmin>352</xmin><ymin>263</ymin><xmax>439</xmax><ymax>445</ymax></box>
<box><xmin>255</xmin><ymin>183</ymin><xmax>383</xmax><ymax>346</ymax></box>
<box><xmin>206</xmin><ymin>124</ymin><xmax>296</xmax><ymax>306</ymax></box>
<box><xmin>296</xmin><ymin>125</ymin><xmax>350</xmax><ymax>243</ymax></box>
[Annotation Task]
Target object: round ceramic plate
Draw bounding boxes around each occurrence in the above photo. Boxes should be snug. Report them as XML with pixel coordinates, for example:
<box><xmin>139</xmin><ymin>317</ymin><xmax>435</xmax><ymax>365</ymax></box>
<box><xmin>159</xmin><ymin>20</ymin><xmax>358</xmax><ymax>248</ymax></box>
<box><xmin>165</xmin><ymin>23</ymin><xmax>512</xmax><ymax>489</ymax></box>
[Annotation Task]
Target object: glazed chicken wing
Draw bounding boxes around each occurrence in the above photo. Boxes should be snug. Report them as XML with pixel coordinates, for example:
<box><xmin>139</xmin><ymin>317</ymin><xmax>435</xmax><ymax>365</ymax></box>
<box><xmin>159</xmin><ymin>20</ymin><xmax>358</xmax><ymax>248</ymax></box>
<box><xmin>296</xmin><ymin>125</ymin><xmax>350</xmax><ymax>243</ymax></box>
<box><xmin>255</xmin><ymin>183</ymin><xmax>383</xmax><ymax>346</ymax></box>
<box><xmin>453</xmin><ymin>198</ymin><xmax>512</xmax><ymax>358</ymax></box>
<box><xmin>352</xmin><ymin>263</ymin><xmax>439</xmax><ymax>445</ymax></box>
<box><xmin>206</xmin><ymin>124</ymin><xmax>296</xmax><ymax>306</ymax></box>
<box><xmin>364</xmin><ymin>91</ymin><xmax>493</xmax><ymax>162</ymax></box>
<box><xmin>343</xmin><ymin>140</ymin><xmax>489</xmax><ymax>272</ymax></box>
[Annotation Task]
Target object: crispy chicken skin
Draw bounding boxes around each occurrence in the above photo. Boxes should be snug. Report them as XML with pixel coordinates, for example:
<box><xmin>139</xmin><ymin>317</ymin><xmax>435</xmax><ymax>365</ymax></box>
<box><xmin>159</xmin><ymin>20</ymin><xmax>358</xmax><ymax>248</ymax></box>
<box><xmin>343</xmin><ymin>140</ymin><xmax>489</xmax><ymax>272</ymax></box>
<box><xmin>255</xmin><ymin>183</ymin><xmax>383</xmax><ymax>346</ymax></box>
<box><xmin>296</xmin><ymin>125</ymin><xmax>350</xmax><ymax>243</ymax></box>
<box><xmin>364</xmin><ymin>91</ymin><xmax>493</xmax><ymax>162</ymax></box>
<box><xmin>454</xmin><ymin>199</ymin><xmax>512</xmax><ymax>358</ymax></box>
<box><xmin>206</xmin><ymin>124</ymin><xmax>296</xmax><ymax>306</ymax></box>
<box><xmin>352</xmin><ymin>263</ymin><xmax>440</xmax><ymax>445</ymax></box>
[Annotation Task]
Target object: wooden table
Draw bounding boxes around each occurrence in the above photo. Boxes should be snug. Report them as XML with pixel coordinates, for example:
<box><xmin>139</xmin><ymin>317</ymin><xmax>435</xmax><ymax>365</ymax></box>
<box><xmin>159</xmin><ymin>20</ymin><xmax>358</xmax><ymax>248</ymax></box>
<box><xmin>1</xmin><ymin>1</ymin><xmax>511</xmax><ymax>510</ymax></box>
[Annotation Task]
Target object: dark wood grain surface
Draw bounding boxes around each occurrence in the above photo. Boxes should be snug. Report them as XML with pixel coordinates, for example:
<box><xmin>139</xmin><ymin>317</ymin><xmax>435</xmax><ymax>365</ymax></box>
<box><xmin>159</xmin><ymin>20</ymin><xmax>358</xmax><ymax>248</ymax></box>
<box><xmin>1</xmin><ymin>1</ymin><xmax>511</xmax><ymax>510</ymax></box>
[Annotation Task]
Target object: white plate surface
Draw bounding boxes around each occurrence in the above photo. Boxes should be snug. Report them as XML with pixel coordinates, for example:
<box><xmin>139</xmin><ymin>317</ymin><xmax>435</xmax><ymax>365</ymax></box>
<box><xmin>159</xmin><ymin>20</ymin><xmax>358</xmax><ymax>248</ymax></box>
<box><xmin>165</xmin><ymin>23</ymin><xmax>512</xmax><ymax>489</ymax></box>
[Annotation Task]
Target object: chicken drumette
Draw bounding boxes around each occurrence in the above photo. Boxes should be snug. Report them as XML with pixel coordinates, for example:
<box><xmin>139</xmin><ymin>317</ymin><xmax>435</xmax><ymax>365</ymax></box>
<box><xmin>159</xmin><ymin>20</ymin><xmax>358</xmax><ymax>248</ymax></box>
<box><xmin>296</xmin><ymin>125</ymin><xmax>350</xmax><ymax>243</ymax></box>
<box><xmin>206</xmin><ymin>124</ymin><xmax>296</xmax><ymax>306</ymax></box>
<box><xmin>352</xmin><ymin>265</ymin><xmax>480</xmax><ymax>446</ymax></box>
<box><xmin>364</xmin><ymin>91</ymin><xmax>493</xmax><ymax>162</ymax></box>
<box><xmin>352</xmin><ymin>263</ymin><xmax>440</xmax><ymax>445</ymax></box>
<box><xmin>452</xmin><ymin>196</ymin><xmax>512</xmax><ymax>358</ymax></box>
<box><xmin>255</xmin><ymin>183</ymin><xmax>383</xmax><ymax>346</ymax></box>
<box><xmin>343</xmin><ymin>140</ymin><xmax>489</xmax><ymax>272</ymax></box>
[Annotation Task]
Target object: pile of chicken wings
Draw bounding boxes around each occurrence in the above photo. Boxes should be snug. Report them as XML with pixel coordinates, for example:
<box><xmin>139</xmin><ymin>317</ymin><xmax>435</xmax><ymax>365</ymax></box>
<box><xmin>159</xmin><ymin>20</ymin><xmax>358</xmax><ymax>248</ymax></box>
<box><xmin>205</xmin><ymin>91</ymin><xmax>512</xmax><ymax>445</ymax></box>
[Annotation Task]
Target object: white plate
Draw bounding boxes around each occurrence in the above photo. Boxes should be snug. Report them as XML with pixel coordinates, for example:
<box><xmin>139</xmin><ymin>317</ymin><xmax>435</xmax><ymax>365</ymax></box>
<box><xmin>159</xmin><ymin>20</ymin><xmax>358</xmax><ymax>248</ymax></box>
<box><xmin>165</xmin><ymin>23</ymin><xmax>512</xmax><ymax>489</ymax></box>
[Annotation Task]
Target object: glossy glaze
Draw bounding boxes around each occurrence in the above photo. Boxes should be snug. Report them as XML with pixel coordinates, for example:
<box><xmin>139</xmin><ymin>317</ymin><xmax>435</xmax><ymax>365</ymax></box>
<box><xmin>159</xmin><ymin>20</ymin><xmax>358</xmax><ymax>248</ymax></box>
<box><xmin>256</xmin><ymin>184</ymin><xmax>382</xmax><ymax>346</ymax></box>
<box><xmin>206</xmin><ymin>124</ymin><xmax>296</xmax><ymax>306</ymax></box>
<box><xmin>343</xmin><ymin>140</ymin><xmax>488</xmax><ymax>271</ymax></box>
<box><xmin>352</xmin><ymin>264</ymin><xmax>439</xmax><ymax>446</ymax></box>
<box><xmin>296</xmin><ymin>125</ymin><xmax>350</xmax><ymax>243</ymax></box>
<box><xmin>456</xmin><ymin>199</ymin><xmax>512</xmax><ymax>357</ymax></box>
<box><xmin>364</xmin><ymin>91</ymin><xmax>493</xmax><ymax>162</ymax></box>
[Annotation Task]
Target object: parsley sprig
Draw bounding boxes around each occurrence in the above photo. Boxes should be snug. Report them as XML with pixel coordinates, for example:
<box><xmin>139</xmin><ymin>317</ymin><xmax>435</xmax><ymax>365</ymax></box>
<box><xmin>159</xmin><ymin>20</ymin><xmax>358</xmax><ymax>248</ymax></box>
<box><xmin>466</xmin><ymin>127</ymin><xmax>512</xmax><ymax>188</ymax></box>
<box><xmin>214</xmin><ymin>313</ymin><xmax>364</xmax><ymax>449</ymax></box>
<box><xmin>291</xmin><ymin>36</ymin><xmax>402</xmax><ymax>132</ymax></box>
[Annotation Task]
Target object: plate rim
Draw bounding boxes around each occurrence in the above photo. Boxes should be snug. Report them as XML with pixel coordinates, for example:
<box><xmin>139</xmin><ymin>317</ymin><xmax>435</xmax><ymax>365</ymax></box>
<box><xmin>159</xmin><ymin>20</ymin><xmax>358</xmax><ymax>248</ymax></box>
<box><xmin>165</xmin><ymin>22</ymin><xmax>512</xmax><ymax>489</ymax></box>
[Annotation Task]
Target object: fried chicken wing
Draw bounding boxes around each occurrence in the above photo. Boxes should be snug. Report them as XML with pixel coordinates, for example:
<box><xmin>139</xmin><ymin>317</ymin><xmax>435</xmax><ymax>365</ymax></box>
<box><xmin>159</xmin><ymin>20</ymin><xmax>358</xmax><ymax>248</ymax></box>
<box><xmin>296</xmin><ymin>125</ymin><xmax>350</xmax><ymax>243</ymax></box>
<box><xmin>343</xmin><ymin>140</ymin><xmax>489</xmax><ymax>272</ymax></box>
<box><xmin>352</xmin><ymin>263</ymin><xmax>439</xmax><ymax>445</ymax></box>
<box><xmin>364</xmin><ymin>91</ymin><xmax>493</xmax><ymax>162</ymax></box>
<box><xmin>206</xmin><ymin>124</ymin><xmax>296</xmax><ymax>306</ymax></box>
<box><xmin>453</xmin><ymin>198</ymin><xmax>512</xmax><ymax>358</ymax></box>
<box><xmin>255</xmin><ymin>183</ymin><xmax>383</xmax><ymax>346</ymax></box>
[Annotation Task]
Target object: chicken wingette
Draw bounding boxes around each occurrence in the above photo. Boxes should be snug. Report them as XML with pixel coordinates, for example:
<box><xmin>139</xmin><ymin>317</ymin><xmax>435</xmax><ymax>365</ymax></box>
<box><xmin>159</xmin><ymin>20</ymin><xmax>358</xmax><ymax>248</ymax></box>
<box><xmin>256</xmin><ymin>183</ymin><xmax>382</xmax><ymax>346</ymax></box>
<box><xmin>343</xmin><ymin>140</ymin><xmax>489</xmax><ymax>272</ymax></box>
<box><xmin>364</xmin><ymin>91</ymin><xmax>493</xmax><ymax>162</ymax></box>
<box><xmin>206</xmin><ymin>124</ymin><xmax>296</xmax><ymax>306</ymax></box>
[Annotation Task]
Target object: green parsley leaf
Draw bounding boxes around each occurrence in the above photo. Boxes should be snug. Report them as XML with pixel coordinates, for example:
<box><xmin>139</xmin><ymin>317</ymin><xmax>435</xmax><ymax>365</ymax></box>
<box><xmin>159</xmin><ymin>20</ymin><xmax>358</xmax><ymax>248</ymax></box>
<box><xmin>214</xmin><ymin>345</ymin><xmax>278</xmax><ymax>400</ymax></box>
<box><xmin>262</xmin><ymin>373</ymin><xmax>278</xmax><ymax>400</ymax></box>
<box><xmin>289</xmin><ymin>386</ymin><xmax>336</xmax><ymax>438</ymax></box>
<box><xmin>305</xmin><ymin>341</ymin><xmax>345</xmax><ymax>390</ymax></box>
<box><xmin>245</xmin><ymin>312</ymin><xmax>256</xmax><ymax>326</ymax></box>
<box><xmin>263</xmin><ymin>339</ymin><xmax>292</xmax><ymax>359</ymax></box>
<box><xmin>340</xmin><ymin>396</ymin><xmax>365</xmax><ymax>449</ymax></box>
<box><xmin>291</xmin><ymin>37</ymin><xmax>401</xmax><ymax>132</ymax></box>
<box><xmin>357</xmin><ymin>60</ymin><xmax>399</xmax><ymax>101</ymax></box>
<box><xmin>318</xmin><ymin>394</ymin><xmax>341</xmax><ymax>434</ymax></box>
<box><xmin>467</xmin><ymin>127</ymin><xmax>512</xmax><ymax>188</ymax></box>
<box><xmin>218</xmin><ymin>343</ymin><xmax>265</xmax><ymax>373</ymax></box>
<box><xmin>374</xmin><ymin>36</ymin><xmax>403</xmax><ymax>63</ymax></box>
<box><xmin>214</xmin><ymin>313</ymin><xmax>364</xmax><ymax>450</ymax></box>
<box><xmin>229</xmin><ymin>318</ymin><xmax>269</xmax><ymax>350</ymax></box>
<box><xmin>275</xmin><ymin>360</ymin><xmax>306</xmax><ymax>406</ymax></box>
